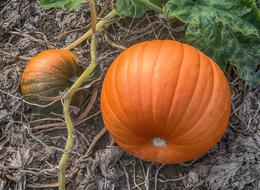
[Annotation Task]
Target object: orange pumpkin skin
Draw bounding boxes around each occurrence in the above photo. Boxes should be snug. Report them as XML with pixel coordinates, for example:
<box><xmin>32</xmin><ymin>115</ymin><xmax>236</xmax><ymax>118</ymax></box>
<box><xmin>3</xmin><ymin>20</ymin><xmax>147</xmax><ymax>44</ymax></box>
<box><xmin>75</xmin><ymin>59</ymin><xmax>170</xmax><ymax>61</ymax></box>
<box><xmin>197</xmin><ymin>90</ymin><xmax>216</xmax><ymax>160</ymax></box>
<box><xmin>101</xmin><ymin>40</ymin><xmax>231</xmax><ymax>164</ymax></box>
<box><xmin>21</xmin><ymin>49</ymin><xmax>83</xmax><ymax>112</ymax></box>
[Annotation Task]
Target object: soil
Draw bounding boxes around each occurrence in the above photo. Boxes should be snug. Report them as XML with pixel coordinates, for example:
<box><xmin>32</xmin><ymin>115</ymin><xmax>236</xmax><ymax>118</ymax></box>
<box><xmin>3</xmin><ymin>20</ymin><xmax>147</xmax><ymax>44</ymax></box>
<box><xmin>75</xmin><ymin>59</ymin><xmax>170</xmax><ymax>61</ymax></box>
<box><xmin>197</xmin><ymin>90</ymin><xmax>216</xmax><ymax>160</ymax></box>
<box><xmin>0</xmin><ymin>1</ymin><xmax>259</xmax><ymax>190</ymax></box>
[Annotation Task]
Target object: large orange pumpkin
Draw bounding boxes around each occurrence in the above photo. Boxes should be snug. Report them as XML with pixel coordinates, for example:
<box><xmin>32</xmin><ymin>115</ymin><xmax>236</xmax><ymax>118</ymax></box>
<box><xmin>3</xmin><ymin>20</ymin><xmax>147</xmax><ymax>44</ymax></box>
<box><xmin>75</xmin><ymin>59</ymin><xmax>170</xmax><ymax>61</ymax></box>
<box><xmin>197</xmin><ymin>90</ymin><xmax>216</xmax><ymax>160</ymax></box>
<box><xmin>101</xmin><ymin>40</ymin><xmax>231</xmax><ymax>164</ymax></box>
<box><xmin>21</xmin><ymin>49</ymin><xmax>84</xmax><ymax>113</ymax></box>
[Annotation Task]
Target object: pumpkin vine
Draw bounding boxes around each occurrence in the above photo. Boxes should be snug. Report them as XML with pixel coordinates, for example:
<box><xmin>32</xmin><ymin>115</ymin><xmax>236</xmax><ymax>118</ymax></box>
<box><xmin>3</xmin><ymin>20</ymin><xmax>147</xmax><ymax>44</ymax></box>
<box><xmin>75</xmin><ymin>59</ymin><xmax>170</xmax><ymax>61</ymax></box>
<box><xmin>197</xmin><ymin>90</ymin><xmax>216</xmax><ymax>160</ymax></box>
<box><xmin>58</xmin><ymin>1</ymin><xmax>98</xmax><ymax>189</ymax></box>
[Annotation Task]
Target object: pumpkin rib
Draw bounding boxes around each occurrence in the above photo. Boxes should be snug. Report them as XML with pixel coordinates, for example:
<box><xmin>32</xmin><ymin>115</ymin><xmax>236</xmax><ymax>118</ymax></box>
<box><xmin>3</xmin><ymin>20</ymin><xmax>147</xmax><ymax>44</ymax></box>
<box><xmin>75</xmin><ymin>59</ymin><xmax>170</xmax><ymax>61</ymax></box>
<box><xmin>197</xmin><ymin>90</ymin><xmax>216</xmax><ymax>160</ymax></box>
<box><xmin>138</xmin><ymin>41</ymin><xmax>159</xmax><ymax>133</ymax></box>
<box><xmin>171</xmin><ymin>59</ymin><xmax>227</xmax><ymax>143</ymax></box>
<box><xmin>22</xmin><ymin>82</ymin><xmax>68</xmax><ymax>93</ymax></box>
<box><xmin>138</xmin><ymin>41</ymin><xmax>161</xmax><ymax>135</ymax></box>
<box><xmin>116</xmin><ymin>141</ymin><xmax>152</xmax><ymax>156</ymax></box>
<box><xmin>33</xmin><ymin>53</ymin><xmax>71</xmax><ymax>77</ymax></box>
<box><xmin>167</xmin><ymin>45</ymin><xmax>201</xmax><ymax>137</ymax></box>
<box><xmin>140</xmin><ymin>41</ymin><xmax>153</xmax><ymax>128</ymax></box>
<box><xmin>168</xmin><ymin>119</ymin><xmax>227</xmax><ymax>156</ymax></box>
<box><xmin>167</xmin><ymin>53</ymin><xmax>201</xmax><ymax>138</ymax></box>
<box><xmin>152</xmin><ymin>41</ymin><xmax>184</xmax><ymax>137</ymax></box>
<box><xmin>170</xmin><ymin>105</ymin><xmax>229</xmax><ymax>157</ymax></box>
<box><xmin>172</xmin><ymin>97</ymin><xmax>229</xmax><ymax>147</ymax></box>
<box><xmin>128</xmin><ymin>42</ymin><xmax>155</xmax><ymax>136</ymax></box>
<box><xmin>169</xmin><ymin>53</ymin><xmax>215</xmax><ymax>138</ymax></box>
<box><xmin>150</xmin><ymin>41</ymin><xmax>184</xmax><ymax>136</ymax></box>
<box><xmin>48</xmin><ymin>59</ymin><xmax>72</xmax><ymax>78</ymax></box>
<box><xmin>163</xmin><ymin>42</ymin><xmax>183</xmax><ymax>133</ymax></box>
<box><xmin>102</xmin><ymin>90</ymin><xmax>135</xmax><ymax>136</ymax></box>
<box><xmin>123</xmin><ymin>45</ymin><xmax>146</xmax><ymax>134</ymax></box>
<box><xmin>133</xmin><ymin>42</ymin><xmax>158</xmax><ymax>134</ymax></box>
<box><xmin>121</xmin><ymin>44</ymin><xmax>143</xmax><ymax>126</ymax></box>
<box><xmin>22</xmin><ymin>68</ymin><xmax>69</xmax><ymax>78</ymax></box>
<box><xmin>175</xmin><ymin>55</ymin><xmax>214</xmax><ymax>139</ymax></box>
<box><xmin>167</xmin><ymin>143</ymin><xmax>197</xmax><ymax>156</ymax></box>
<box><xmin>117</xmin><ymin>43</ymin><xmax>148</xmax><ymax>134</ymax></box>
<box><xmin>105</xmin><ymin>53</ymin><xmax>149</xmax><ymax>137</ymax></box>
<box><xmin>103</xmin><ymin>119</ymin><xmax>147</xmax><ymax>146</ymax></box>
<box><xmin>150</xmin><ymin>41</ymin><xmax>165</xmax><ymax>134</ymax></box>
<box><xmin>102</xmin><ymin>95</ymin><xmax>151</xmax><ymax>144</ymax></box>
<box><xmin>149</xmin><ymin>42</ymin><xmax>156</xmax><ymax>129</ymax></box>
<box><xmin>42</xmin><ymin>55</ymin><xmax>74</xmax><ymax>78</ymax></box>
<box><xmin>62</xmin><ymin>50</ymin><xmax>81</xmax><ymax>76</ymax></box>
<box><xmin>46</xmin><ymin>50</ymin><xmax>77</xmax><ymax>71</ymax></box>
<box><xmin>22</xmin><ymin>80</ymin><xmax>68</xmax><ymax>91</ymax></box>
<box><xmin>124</xmin><ymin>142</ymin><xmax>187</xmax><ymax>163</ymax></box>
<box><xmin>169</xmin><ymin>51</ymin><xmax>209</xmax><ymax>138</ymax></box>
<box><xmin>21</xmin><ymin>83</ymin><xmax>67</xmax><ymax>96</ymax></box>
<box><xmin>164</xmin><ymin>42</ymin><xmax>185</xmax><ymax>134</ymax></box>
<box><xmin>25</xmin><ymin>84</ymin><xmax>66</xmax><ymax>96</ymax></box>
<box><xmin>112</xmin><ymin>55</ymin><xmax>138</xmax><ymax>132</ymax></box>
<box><xmin>103</xmin><ymin>64</ymin><xmax>125</xmax><ymax>125</ymax></box>
<box><xmin>36</xmin><ymin>49</ymin><xmax>78</xmax><ymax>79</ymax></box>
<box><xmin>113</xmin><ymin>56</ymin><xmax>127</xmax><ymax>120</ymax></box>
<box><xmin>193</xmin><ymin>87</ymin><xmax>230</xmax><ymax>145</ymax></box>
<box><xmin>21</xmin><ymin>80</ymin><xmax>68</xmax><ymax>87</ymax></box>
<box><xmin>136</xmin><ymin>42</ymin><xmax>150</xmax><ymax>128</ymax></box>
<box><xmin>48</xmin><ymin>51</ymin><xmax>77</xmax><ymax>77</ymax></box>
<box><xmin>22</xmin><ymin>70</ymin><xmax>69</xmax><ymax>82</ymax></box>
<box><xmin>102</xmin><ymin>109</ymin><xmax>127</xmax><ymax>136</ymax></box>
<box><xmin>110</xmin><ymin>126</ymin><xmax>149</xmax><ymax>145</ymax></box>
<box><xmin>172</xmin><ymin>46</ymin><xmax>205</xmax><ymax>134</ymax></box>
<box><xmin>125</xmin><ymin>42</ymin><xmax>156</xmax><ymax>136</ymax></box>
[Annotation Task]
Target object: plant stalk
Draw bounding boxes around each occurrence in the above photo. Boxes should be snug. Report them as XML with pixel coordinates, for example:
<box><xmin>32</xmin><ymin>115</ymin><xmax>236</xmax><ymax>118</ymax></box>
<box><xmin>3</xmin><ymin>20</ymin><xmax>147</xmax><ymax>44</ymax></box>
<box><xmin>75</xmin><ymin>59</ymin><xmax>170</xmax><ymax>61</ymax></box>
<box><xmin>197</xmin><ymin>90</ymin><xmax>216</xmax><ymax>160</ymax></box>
<box><xmin>58</xmin><ymin>1</ymin><xmax>98</xmax><ymax>190</ymax></box>
<box><xmin>64</xmin><ymin>9</ymin><xmax>116</xmax><ymax>50</ymax></box>
<box><xmin>58</xmin><ymin>63</ymin><xmax>97</xmax><ymax>190</ymax></box>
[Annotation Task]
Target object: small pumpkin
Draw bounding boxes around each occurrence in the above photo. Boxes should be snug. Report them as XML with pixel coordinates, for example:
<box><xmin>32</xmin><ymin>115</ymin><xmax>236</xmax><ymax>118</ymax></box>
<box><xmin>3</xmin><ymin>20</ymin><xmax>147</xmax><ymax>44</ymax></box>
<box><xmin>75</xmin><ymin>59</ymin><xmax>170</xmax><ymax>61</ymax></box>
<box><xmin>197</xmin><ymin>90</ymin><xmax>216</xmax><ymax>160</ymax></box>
<box><xmin>21</xmin><ymin>49</ymin><xmax>85</xmax><ymax>113</ymax></box>
<box><xmin>101</xmin><ymin>40</ymin><xmax>231</xmax><ymax>164</ymax></box>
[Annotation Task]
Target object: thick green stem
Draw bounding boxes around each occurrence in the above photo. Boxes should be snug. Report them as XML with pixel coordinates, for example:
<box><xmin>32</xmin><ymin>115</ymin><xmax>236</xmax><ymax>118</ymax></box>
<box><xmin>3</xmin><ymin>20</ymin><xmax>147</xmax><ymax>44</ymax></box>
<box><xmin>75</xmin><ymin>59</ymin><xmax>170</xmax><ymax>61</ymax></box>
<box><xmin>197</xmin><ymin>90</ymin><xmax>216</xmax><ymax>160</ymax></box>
<box><xmin>135</xmin><ymin>0</ymin><xmax>164</xmax><ymax>14</ymax></box>
<box><xmin>58</xmin><ymin>63</ymin><xmax>97</xmax><ymax>190</ymax></box>
<box><xmin>58</xmin><ymin>94</ymin><xmax>73</xmax><ymax>190</ymax></box>
<box><xmin>58</xmin><ymin>1</ymin><xmax>98</xmax><ymax>190</ymax></box>
<box><xmin>64</xmin><ymin>9</ymin><xmax>116</xmax><ymax>50</ymax></box>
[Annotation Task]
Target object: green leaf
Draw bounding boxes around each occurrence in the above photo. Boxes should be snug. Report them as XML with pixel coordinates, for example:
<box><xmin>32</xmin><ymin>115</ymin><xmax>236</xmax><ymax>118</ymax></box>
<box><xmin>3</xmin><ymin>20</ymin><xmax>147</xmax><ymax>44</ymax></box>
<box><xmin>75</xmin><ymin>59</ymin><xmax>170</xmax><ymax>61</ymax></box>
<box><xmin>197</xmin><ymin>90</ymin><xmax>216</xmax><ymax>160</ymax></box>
<box><xmin>65</xmin><ymin>0</ymin><xmax>83</xmax><ymax>10</ymax></box>
<box><xmin>150</xmin><ymin>0</ymin><xmax>167</xmax><ymax>6</ymax></box>
<box><xmin>116</xmin><ymin>0</ymin><xmax>164</xmax><ymax>17</ymax></box>
<box><xmin>116</xmin><ymin>0</ymin><xmax>149</xmax><ymax>17</ymax></box>
<box><xmin>165</xmin><ymin>0</ymin><xmax>260</xmax><ymax>87</ymax></box>
<box><xmin>165</xmin><ymin>0</ymin><xmax>260</xmax><ymax>36</ymax></box>
<box><xmin>40</xmin><ymin>0</ymin><xmax>66</xmax><ymax>9</ymax></box>
<box><xmin>257</xmin><ymin>0</ymin><xmax>260</xmax><ymax>8</ymax></box>
<box><xmin>40</xmin><ymin>0</ymin><xmax>83</xmax><ymax>10</ymax></box>
<box><xmin>187</xmin><ymin>24</ymin><xmax>260</xmax><ymax>87</ymax></box>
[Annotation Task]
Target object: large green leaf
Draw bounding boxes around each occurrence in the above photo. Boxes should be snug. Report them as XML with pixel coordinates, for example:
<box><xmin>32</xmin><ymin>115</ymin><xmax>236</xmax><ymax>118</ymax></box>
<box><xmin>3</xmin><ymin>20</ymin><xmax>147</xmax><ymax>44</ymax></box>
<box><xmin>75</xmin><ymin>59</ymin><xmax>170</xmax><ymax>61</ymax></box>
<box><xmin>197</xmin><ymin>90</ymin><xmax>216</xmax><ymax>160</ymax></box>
<box><xmin>165</xmin><ymin>0</ymin><xmax>260</xmax><ymax>36</ymax></box>
<box><xmin>40</xmin><ymin>0</ymin><xmax>83</xmax><ymax>10</ymax></box>
<box><xmin>40</xmin><ymin>0</ymin><xmax>65</xmax><ymax>9</ymax></box>
<box><xmin>187</xmin><ymin>24</ymin><xmax>260</xmax><ymax>87</ymax></box>
<box><xmin>257</xmin><ymin>0</ymin><xmax>260</xmax><ymax>8</ymax></box>
<box><xmin>116</xmin><ymin>0</ymin><xmax>165</xmax><ymax>17</ymax></box>
<box><xmin>116</xmin><ymin>0</ymin><xmax>148</xmax><ymax>17</ymax></box>
<box><xmin>65</xmin><ymin>0</ymin><xmax>82</xmax><ymax>10</ymax></box>
<box><xmin>150</xmin><ymin>0</ymin><xmax>167</xmax><ymax>6</ymax></box>
<box><xmin>165</xmin><ymin>0</ymin><xmax>260</xmax><ymax>87</ymax></box>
